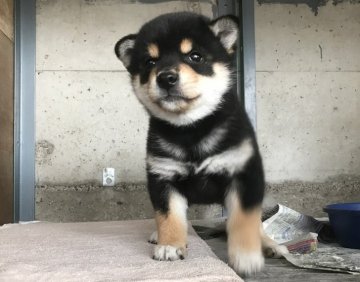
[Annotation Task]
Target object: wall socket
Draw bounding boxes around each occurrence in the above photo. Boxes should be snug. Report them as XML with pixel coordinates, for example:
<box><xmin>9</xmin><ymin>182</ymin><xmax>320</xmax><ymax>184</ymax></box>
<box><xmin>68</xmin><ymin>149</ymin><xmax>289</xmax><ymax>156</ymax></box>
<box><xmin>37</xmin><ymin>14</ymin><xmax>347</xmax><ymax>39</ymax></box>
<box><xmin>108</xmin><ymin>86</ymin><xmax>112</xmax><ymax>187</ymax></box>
<box><xmin>103</xmin><ymin>168</ymin><xmax>115</xmax><ymax>186</ymax></box>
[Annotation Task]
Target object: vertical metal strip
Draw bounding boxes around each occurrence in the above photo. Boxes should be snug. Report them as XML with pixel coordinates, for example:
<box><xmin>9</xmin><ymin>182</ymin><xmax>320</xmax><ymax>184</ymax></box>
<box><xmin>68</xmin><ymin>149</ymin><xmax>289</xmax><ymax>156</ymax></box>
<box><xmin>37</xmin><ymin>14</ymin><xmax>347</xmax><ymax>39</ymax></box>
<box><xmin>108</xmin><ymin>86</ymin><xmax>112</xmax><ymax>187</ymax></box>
<box><xmin>216</xmin><ymin>0</ymin><xmax>256</xmax><ymax>129</ymax></box>
<box><xmin>14</xmin><ymin>0</ymin><xmax>36</xmax><ymax>222</ymax></box>
<box><xmin>241</xmin><ymin>0</ymin><xmax>257</xmax><ymax>129</ymax></box>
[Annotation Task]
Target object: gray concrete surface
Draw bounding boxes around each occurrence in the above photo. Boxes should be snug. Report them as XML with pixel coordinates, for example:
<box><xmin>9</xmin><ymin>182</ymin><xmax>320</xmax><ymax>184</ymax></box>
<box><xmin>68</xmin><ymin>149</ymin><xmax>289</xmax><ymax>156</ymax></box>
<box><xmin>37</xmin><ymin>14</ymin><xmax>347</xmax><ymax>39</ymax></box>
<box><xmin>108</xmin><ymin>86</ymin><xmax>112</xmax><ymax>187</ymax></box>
<box><xmin>35</xmin><ymin>71</ymin><xmax>148</xmax><ymax>183</ymax></box>
<box><xmin>255</xmin><ymin>2</ymin><xmax>360</xmax><ymax>182</ymax></box>
<box><xmin>35</xmin><ymin>184</ymin><xmax>223</xmax><ymax>222</ymax></box>
<box><xmin>266</xmin><ymin>175</ymin><xmax>360</xmax><ymax>217</ymax></box>
<box><xmin>35</xmin><ymin>0</ymin><xmax>214</xmax><ymax>185</ymax></box>
<box><xmin>35</xmin><ymin>174</ymin><xmax>360</xmax><ymax>222</ymax></box>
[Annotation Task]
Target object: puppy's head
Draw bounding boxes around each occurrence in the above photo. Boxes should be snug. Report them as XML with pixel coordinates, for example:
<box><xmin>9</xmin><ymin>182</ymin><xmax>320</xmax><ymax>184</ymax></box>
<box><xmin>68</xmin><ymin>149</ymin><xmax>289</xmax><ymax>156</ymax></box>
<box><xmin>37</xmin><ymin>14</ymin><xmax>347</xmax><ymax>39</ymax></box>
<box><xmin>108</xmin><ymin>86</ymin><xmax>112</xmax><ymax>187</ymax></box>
<box><xmin>115</xmin><ymin>12</ymin><xmax>238</xmax><ymax>126</ymax></box>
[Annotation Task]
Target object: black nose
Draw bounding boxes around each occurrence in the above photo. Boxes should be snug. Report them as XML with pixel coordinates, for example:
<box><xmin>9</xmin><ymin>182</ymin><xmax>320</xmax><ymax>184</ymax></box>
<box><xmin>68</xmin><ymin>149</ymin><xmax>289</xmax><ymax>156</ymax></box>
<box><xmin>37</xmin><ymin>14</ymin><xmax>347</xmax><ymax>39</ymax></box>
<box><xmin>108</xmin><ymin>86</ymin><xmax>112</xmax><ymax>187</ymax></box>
<box><xmin>156</xmin><ymin>71</ymin><xmax>178</xmax><ymax>90</ymax></box>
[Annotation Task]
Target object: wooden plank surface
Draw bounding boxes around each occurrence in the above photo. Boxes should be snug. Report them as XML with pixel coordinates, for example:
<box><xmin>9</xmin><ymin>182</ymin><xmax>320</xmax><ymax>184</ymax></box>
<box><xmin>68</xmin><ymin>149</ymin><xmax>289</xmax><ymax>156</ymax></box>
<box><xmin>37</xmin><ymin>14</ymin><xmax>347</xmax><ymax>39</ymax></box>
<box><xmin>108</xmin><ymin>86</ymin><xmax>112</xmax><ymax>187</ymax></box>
<box><xmin>0</xmin><ymin>28</ymin><xmax>14</xmax><ymax>224</ymax></box>
<box><xmin>0</xmin><ymin>0</ymin><xmax>13</xmax><ymax>41</ymax></box>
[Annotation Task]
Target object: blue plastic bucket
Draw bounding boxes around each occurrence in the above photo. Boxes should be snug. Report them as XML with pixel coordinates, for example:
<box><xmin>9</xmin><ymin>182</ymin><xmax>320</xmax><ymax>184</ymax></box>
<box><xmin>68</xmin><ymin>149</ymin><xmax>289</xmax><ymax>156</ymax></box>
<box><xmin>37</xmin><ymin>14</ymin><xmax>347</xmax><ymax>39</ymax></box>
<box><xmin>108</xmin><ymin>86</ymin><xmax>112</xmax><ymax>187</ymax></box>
<box><xmin>323</xmin><ymin>202</ymin><xmax>360</xmax><ymax>249</ymax></box>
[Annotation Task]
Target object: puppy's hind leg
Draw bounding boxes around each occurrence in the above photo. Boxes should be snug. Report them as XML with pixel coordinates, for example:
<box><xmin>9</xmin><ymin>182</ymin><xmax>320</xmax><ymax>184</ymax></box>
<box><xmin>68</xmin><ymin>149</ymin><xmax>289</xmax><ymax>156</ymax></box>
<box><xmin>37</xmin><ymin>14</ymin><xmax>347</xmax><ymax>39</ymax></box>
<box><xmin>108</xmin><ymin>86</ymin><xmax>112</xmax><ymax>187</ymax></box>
<box><xmin>148</xmin><ymin>231</ymin><xmax>158</xmax><ymax>244</ymax></box>
<box><xmin>261</xmin><ymin>227</ymin><xmax>289</xmax><ymax>258</ymax></box>
<box><xmin>225</xmin><ymin>188</ymin><xmax>264</xmax><ymax>275</ymax></box>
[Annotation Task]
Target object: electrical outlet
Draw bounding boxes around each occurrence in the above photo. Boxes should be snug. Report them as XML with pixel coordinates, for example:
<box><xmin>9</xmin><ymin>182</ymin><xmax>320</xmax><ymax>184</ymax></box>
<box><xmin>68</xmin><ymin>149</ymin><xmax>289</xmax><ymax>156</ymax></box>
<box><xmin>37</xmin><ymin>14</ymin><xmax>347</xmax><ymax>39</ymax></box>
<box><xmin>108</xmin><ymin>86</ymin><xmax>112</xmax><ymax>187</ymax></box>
<box><xmin>103</xmin><ymin>168</ymin><xmax>115</xmax><ymax>186</ymax></box>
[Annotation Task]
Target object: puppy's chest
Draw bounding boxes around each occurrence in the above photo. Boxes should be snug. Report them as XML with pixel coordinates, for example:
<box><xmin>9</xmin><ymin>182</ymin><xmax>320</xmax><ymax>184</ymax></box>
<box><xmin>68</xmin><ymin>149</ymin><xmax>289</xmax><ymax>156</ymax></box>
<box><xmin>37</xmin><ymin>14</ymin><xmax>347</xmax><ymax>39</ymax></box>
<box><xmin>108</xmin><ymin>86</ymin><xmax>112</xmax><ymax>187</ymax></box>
<box><xmin>147</xmin><ymin>131</ymin><xmax>255</xmax><ymax>180</ymax></box>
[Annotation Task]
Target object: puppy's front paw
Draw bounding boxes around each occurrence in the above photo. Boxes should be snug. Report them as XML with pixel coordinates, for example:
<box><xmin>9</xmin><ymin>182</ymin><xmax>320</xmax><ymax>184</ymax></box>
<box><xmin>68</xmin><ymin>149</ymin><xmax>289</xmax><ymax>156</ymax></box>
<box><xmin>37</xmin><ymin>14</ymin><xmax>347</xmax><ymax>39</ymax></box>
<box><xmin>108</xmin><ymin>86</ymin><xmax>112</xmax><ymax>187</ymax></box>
<box><xmin>153</xmin><ymin>245</ymin><xmax>186</xmax><ymax>261</ymax></box>
<box><xmin>229</xmin><ymin>249</ymin><xmax>264</xmax><ymax>276</ymax></box>
<box><xmin>263</xmin><ymin>244</ymin><xmax>289</xmax><ymax>258</ymax></box>
<box><xmin>148</xmin><ymin>231</ymin><xmax>158</xmax><ymax>244</ymax></box>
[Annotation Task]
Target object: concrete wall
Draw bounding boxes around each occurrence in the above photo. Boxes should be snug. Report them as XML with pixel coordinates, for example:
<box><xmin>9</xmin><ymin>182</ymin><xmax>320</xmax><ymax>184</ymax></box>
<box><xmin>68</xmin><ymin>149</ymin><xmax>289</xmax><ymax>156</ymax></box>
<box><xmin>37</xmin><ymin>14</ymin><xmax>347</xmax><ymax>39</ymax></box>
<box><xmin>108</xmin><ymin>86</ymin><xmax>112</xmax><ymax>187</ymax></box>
<box><xmin>35</xmin><ymin>0</ymin><xmax>220</xmax><ymax>221</ymax></box>
<box><xmin>35</xmin><ymin>0</ymin><xmax>360</xmax><ymax>221</ymax></box>
<box><xmin>36</xmin><ymin>0</ymin><xmax>214</xmax><ymax>185</ymax></box>
<box><xmin>0</xmin><ymin>0</ymin><xmax>14</xmax><ymax>224</ymax></box>
<box><xmin>255</xmin><ymin>2</ymin><xmax>360</xmax><ymax>214</ymax></box>
<box><xmin>255</xmin><ymin>2</ymin><xmax>360</xmax><ymax>182</ymax></box>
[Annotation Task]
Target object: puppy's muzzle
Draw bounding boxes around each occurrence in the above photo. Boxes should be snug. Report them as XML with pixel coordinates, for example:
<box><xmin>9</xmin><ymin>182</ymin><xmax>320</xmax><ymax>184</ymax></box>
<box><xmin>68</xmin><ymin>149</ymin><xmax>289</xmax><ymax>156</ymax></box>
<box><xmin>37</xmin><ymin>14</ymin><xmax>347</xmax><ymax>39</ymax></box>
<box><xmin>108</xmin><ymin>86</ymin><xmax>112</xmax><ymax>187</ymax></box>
<box><xmin>157</xmin><ymin>71</ymin><xmax>178</xmax><ymax>90</ymax></box>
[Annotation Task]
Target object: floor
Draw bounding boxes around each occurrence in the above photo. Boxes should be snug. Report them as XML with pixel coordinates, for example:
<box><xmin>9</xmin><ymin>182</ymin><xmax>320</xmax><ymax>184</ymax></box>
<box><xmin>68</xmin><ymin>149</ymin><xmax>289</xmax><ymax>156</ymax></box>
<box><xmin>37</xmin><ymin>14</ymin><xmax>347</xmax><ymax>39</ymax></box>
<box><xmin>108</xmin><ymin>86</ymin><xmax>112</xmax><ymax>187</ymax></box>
<box><xmin>192</xmin><ymin>220</ymin><xmax>359</xmax><ymax>282</ymax></box>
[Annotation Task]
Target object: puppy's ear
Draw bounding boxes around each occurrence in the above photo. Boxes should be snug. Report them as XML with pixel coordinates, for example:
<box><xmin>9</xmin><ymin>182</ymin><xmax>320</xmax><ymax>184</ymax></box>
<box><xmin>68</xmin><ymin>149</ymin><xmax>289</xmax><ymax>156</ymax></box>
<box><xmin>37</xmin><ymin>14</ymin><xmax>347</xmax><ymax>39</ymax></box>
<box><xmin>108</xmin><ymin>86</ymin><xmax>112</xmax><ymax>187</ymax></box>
<box><xmin>114</xmin><ymin>34</ymin><xmax>137</xmax><ymax>70</ymax></box>
<box><xmin>209</xmin><ymin>16</ymin><xmax>239</xmax><ymax>53</ymax></box>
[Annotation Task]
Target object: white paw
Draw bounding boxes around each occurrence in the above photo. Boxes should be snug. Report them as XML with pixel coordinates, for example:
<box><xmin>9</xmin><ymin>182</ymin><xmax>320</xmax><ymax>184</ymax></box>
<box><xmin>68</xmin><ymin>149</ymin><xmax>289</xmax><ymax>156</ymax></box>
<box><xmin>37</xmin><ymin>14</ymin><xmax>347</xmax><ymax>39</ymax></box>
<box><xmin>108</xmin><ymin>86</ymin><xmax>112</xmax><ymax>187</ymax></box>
<box><xmin>153</xmin><ymin>245</ymin><xmax>186</xmax><ymax>261</ymax></box>
<box><xmin>148</xmin><ymin>231</ymin><xmax>158</xmax><ymax>244</ymax></box>
<box><xmin>229</xmin><ymin>250</ymin><xmax>264</xmax><ymax>276</ymax></box>
<box><xmin>264</xmin><ymin>244</ymin><xmax>289</xmax><ymax>258</ymax></box>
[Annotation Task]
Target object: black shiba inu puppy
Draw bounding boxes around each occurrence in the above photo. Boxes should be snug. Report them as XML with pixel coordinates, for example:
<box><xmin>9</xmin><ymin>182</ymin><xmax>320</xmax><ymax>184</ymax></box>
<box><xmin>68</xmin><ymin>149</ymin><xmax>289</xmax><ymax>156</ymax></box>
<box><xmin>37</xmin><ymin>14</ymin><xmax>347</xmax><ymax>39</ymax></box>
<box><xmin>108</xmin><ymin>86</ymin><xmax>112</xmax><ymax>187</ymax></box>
<box><xmin>115</xmin><ymin>12</ymin><xmax>287</xmax><ymax>275</ymax></box>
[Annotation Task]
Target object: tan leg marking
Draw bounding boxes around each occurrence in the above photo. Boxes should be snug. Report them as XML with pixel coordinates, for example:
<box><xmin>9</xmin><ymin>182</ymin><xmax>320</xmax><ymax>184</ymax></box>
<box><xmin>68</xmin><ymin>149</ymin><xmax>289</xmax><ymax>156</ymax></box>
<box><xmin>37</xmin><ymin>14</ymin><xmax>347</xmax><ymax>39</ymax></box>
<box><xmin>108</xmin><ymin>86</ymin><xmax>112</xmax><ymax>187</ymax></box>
<box><xmin>226</xmin><ymin>189</ymin><xmax>264</xmax><ymax>275</ymax></box>
<box><xmin>155</xmin><ymin>211</ymin><xmax>187</xmax><ymax>248</ymax></box>
<box><xmin>227</xmin><ymin>203</ymin><xmax>262</xmax><ymax>254</ymax></box>
<box><xmin>153</xmin><ymin>192</ymin><xmax>188</xmax><ymax>261</ymax></box>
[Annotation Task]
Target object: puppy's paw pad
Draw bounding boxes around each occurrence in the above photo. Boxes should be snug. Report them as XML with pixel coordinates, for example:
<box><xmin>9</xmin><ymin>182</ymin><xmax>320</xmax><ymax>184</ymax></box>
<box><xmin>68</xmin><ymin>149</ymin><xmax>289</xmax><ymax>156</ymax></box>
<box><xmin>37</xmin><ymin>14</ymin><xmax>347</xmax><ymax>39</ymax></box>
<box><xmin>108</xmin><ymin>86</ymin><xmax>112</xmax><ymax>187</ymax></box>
<box><xmin>229</xmin><ymin>250</ymin><xmax>264</xmax><ymax>275</ymax></box>
<box><xmin>264</xmin><ymin>244</ymin><xmax>289</xmax><ymax>258</ymax></box>
<box><xmin>148</xmin><ymin>231</ymin><xmax>158</xmax><ymax>244</ymax></box>
<box><xmin>153</xmin><ymin>245</ymin><xmax>186</xmax><ymax>261</ymax></box>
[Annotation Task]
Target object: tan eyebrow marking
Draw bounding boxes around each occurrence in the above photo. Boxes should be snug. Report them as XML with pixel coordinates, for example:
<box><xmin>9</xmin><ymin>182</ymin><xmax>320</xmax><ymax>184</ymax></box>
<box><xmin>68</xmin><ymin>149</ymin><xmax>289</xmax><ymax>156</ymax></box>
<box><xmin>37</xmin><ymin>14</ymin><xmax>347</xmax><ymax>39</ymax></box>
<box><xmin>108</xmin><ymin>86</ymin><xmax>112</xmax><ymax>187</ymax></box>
<box><xmin>148</xmin><ymin>43</ymin><xmax>159</xmax><ymax>58</ymax></box>
<box><xmin>180</xmin><ymin>38</ymin><xmax>192</xmax><ymax>54</ymax></box>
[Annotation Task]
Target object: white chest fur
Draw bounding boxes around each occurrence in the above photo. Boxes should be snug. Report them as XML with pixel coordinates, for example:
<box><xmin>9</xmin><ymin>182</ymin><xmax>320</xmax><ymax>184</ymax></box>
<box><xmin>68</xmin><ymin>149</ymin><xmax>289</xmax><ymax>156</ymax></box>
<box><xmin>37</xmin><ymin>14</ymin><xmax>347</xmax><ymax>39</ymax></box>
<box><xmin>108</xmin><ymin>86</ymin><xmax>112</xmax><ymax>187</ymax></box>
<box><xmin>147</xmin><ymin>138</ymin><xmax>254</xmax><ymax>180</ymax></box>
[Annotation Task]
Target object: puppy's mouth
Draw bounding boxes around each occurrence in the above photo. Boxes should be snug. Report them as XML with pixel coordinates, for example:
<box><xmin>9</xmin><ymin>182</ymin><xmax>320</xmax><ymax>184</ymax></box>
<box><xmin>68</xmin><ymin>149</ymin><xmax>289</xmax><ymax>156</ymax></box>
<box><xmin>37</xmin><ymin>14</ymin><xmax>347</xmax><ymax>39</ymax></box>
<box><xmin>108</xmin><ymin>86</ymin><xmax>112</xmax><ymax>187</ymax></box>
<box><xmin>157</xmin><ymin>89</ymin><xmax>200</xmax><ymax>103</ymax></box>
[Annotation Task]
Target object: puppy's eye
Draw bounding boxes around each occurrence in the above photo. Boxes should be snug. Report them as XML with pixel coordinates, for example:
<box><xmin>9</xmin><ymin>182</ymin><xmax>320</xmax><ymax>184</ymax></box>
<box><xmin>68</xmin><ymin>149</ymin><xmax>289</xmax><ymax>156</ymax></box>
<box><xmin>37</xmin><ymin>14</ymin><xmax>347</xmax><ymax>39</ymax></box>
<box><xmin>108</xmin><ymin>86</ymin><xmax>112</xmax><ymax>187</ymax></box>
<box><xmin>189</xmin><ymin>52</ymin><xmax>203</xmax><ymax>63</ymax></box>
<box><xmin>145</xmin><ymin>59</ymin><xmax>156</xmax><ymax>67</ymax></box>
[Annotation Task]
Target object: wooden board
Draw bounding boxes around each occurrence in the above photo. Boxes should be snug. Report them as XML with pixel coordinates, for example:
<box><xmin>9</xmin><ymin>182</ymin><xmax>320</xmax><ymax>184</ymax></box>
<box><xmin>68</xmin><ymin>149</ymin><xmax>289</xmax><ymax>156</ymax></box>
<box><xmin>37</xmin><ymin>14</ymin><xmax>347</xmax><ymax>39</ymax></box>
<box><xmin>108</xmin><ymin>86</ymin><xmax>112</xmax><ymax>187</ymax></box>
<box><xmin>0</xmin><ymin>29</ymin><xmax>14</xmax><ymax>224</ymax></box>
<box><xmin>0</xmin><ymin>0</ymin><xmax>14</xmax><ymax>41</ymax></box>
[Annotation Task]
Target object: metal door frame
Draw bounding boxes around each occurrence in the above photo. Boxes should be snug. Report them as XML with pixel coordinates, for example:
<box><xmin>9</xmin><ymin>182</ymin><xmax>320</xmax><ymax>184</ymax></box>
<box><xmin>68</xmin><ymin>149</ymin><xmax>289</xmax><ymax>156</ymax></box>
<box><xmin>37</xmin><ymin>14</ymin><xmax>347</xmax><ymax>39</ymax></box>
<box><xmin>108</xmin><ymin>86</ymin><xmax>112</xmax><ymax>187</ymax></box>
<box><xmin>14</xmin><ymin>0</ymin><xmax>36</xmax><ymax>222</ymax></box>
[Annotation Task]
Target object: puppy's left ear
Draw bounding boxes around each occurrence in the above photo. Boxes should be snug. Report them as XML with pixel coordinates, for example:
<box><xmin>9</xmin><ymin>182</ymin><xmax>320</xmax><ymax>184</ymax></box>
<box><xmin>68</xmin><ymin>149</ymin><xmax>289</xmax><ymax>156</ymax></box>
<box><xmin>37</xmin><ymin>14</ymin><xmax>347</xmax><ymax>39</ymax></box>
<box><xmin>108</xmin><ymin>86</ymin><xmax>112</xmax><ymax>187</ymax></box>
<box><xmin>209</xmin><ymin>15</ymin><xmax>239</xmax><ymax>53</ymax></box>
<box><xmin>114</xmin><ymin>34</ymin><xmax>137</xmax><ymax>71</ymax></box>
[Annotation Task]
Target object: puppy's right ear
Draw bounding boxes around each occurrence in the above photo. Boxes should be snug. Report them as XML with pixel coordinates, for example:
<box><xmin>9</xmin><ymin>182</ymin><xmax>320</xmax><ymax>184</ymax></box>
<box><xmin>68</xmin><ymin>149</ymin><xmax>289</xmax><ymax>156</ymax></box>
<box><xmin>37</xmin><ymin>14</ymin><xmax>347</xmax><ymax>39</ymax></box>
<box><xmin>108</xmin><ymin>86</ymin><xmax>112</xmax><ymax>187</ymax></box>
<box><xmin>209</xmin><ymin>16</ymin><xmax>238</xmax><ymax>53</ymax></box>
<box><xmin>114</xmin><ymin>34</ymin><xmax>137</xmax><ymax>70</ymax></box>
